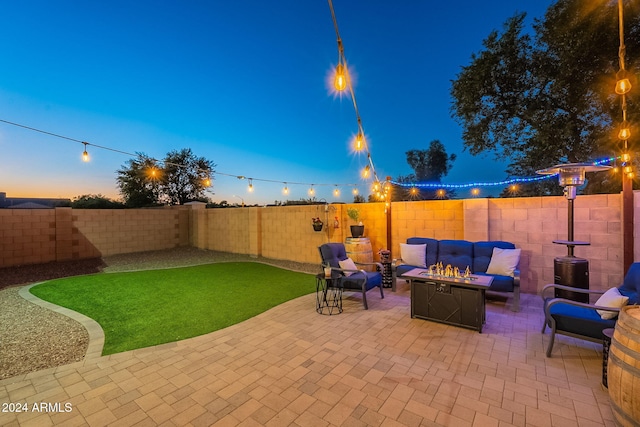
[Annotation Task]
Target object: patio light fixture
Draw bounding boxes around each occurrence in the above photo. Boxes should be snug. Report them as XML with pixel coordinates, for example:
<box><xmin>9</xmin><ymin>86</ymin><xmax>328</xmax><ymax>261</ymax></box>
<box><xmin>82</xmin><ymin>142</ymin><xmax>89</xmax><ymax>162</ymax></box>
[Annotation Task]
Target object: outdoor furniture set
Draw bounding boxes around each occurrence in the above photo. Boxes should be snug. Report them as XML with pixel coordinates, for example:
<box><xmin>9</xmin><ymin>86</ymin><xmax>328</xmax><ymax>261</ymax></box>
<box><xmin>393</xmin><ymin>237</ymin><xmax>522</xmax><ymax>311</ymax></box>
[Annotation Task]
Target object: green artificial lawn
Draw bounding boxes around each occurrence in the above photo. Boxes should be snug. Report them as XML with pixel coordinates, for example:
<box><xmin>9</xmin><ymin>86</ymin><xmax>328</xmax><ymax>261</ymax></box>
<box><xmin>30</xmin><ymin>262</ymin><xmax>314</xmax><ymax>355</ymax></box>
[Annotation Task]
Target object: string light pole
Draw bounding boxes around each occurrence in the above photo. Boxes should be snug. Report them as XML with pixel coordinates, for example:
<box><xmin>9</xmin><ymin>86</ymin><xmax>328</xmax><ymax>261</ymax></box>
<box><xmin>615</xmin><ymin>0</ymin><xmax>634</xmax><ymax>275</ymax></box>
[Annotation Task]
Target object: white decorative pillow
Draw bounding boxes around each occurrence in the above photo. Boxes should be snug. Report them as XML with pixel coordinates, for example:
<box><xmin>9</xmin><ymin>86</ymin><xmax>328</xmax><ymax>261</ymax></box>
<box><xmin>595</xmin><ymin>287</ymin><xmax>629</xmax><ymax>320</ymax></box>
<box><xmin>486</xmin><ymin>248</ymin><xmax>521</xmax><ymax>277</ymax></box>
<box><xmin>339</xmin><ymin>258</ymin><xmax>358</xmax><ymax>276</ymax></box>
<box><xmin>400</xmin><ymin>243</ymin><xmax>426</xmax><ymax>267</ymax></box>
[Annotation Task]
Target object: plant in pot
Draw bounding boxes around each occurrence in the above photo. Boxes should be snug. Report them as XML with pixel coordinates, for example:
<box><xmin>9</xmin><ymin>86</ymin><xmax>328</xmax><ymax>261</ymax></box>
<box><xmin>347</xmin><ymin>208</ymin><xmax>364</xmax><ymax>237</ymax></box>
<box><xmin>312</xmin><ymin>217</ymin><xmax>324</xmax><ymax>232</ymax></box>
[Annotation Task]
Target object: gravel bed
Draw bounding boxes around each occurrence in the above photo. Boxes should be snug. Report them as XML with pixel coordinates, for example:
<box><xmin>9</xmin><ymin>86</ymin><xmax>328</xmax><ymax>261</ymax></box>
<box><xmin>0</xmin><ymin>247</ymin><xmax>319</xmax><ymax>380</ymax></box>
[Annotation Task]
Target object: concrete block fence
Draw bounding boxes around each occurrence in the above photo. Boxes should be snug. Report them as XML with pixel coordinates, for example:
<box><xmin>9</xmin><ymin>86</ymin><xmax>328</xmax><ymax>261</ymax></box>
<box><xmin>1</xmin><ymin>192</ymin><xmax>638</xmax><ymax>294</ymax></box>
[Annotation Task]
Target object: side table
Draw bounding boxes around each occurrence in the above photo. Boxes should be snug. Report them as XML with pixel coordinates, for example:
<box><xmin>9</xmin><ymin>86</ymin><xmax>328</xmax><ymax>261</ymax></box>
<box><xmin>316</xmin><ymin>273</ymin><xmax>343</xmax><ymax>315</ymax></box>
<box><xmin>602</xmin><ymin>328</ymin><xmax>614</xmax><ymax>388</ymax></box>
<box><xmin>379</xmin><ymin>249</ymin><xmax>393</xmax><ymax>290</ymax></box>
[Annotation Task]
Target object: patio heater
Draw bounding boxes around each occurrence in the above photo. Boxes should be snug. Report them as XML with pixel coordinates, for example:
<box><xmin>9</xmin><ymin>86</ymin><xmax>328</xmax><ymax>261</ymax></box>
<box><xmin>536</xmin><ymin>163</ymin><xmax>610</xmax><ymax>302</ymax></box>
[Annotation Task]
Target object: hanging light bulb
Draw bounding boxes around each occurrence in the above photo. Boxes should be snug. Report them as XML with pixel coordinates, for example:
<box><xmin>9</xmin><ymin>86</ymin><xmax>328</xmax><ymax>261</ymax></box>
<box><xmin>619</xmin><ymin>121</ymin><xmax>631</xmax><ymax>140</ymax></box>
<box><xmin>622</xmin><ymin>152</ymin><xmax>631</xmax><ymax>163</ymax></box>
<box><xmin>437</xmin><ymin>189</ymin><xmax>446</xmax><ymax>198</ymax></box>
<box><xmin>248</xmin><ymin>179</ymin><xmax>254</xmax><ymax>192</ymax></box>
<box><xmin>624</xmin><ymin>165</ymin><xmax>633</xmax><ymax>174</ymax></box>
<box><xmin>203</xmin><ymin>177</ymin><xmax>211</xmax><ymax>187</ymax></box>
<box><xmin>352</xmin><ymin>187</ymin><xmax>359</xmax><ymax>195</ymax></box>
<box><xmin>410</xmin><ymin>187</ymin><xmax>418</xmax><ymax>196</ymax></box>
<box><xmin>354</xmin><ymin>131</ymin><xmax>365</xmax><ymax>151</ymax></box>
<box><xmin>308</xmin><ymin>185</ymin><xmax>315</xmax><ymax>196</ymax></box>
<box><xmin>82</xmin><ymin>142</ymin><xmax>89</xmax><ymax>162</ymax></box>
<box><xmin>361</xmin><ymin>165</ymin><xmax>370</xmax><ymax>179</ymax></box>
<box><xmin>615</xmin><ymin>71</ymin><xmax>632</xmax><ymax>94</ymax></box>
<box><xmin>471</xmin><ymin>188</ymin><xmax>480</xmax><ymax>197</ymax></box>
<box><xmin>282</xmin><ymin>183</ymin><xmax>289</xmax><ymax>195</ymax></box>
<box><xmin>334</xmin><ymin>63</ymin><xmax>347</xmax><ymax>91</ymax></box>
<box><xmin>333</xmin><ymin>186</ymin><xmax>340</xmax><ymax>197</ymax></box>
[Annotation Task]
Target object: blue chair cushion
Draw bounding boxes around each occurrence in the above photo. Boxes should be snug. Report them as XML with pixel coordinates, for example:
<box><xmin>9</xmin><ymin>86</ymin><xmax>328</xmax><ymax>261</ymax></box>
<box><xmin>473</xmin><ymin>241</ymin><xmax>516</xmax><ymax>273</ymax></box>
<box><xmin>319</xmin><ymin>243</ymin><xmax>348</xmax><ymax>268</ymax></box>
<box><xmin>474</xmin><ymin>272</ymin><xmax>514</xmax><ymax>293</ymax></box>
<box><xmin>549</xmin><ymin>302</ymin><xmax>617</xmax><ymax>340</ymax></box>
<box><xmin>342</xmin><ymin>271</ymin><xmax>381</xmax><ymax>291</ymax></box>
<box><xmin>438</xmin><ymin>240</ymin><xmax>473</xmax><ymax>270</ymax></box>
<box><xmin>619</xmin><ymin>262</ymin><xmax>640</xmax><ymax>304</ymax></box>
<box><xmin>406</xmin><ymin>237</ymin><xmax>439</xmax><ymax>267</ymax></box>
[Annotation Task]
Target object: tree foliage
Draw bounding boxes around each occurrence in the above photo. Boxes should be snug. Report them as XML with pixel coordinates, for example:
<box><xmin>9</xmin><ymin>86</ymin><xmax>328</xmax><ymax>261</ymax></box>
<box><xmin>71</xmin><ymin>194</ymin><xmax>124</xmax><ymax>209</ymax></box>
<box><xmin>394</xmin><ymin>140</ymin><xmax>456</xmax><ymax>200</ymax></box>
<box><xmin>450</xmin><ymin>0</ymin><xmax>640</xmax><ymax>196</ymax></box>
<box><xmin>116</xmin><ymin>149</ymin><xmax>215</xmax><ymax>207</ymax></box>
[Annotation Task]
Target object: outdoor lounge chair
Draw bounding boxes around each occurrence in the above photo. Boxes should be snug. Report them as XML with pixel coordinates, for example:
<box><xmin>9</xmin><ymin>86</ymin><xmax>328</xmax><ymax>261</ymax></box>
<box><xmin>541</xmin><ymin>262</ymin><xmax>640</xmax><ymax>357</ymax></box>
<box><xmin>318</xmin><ymin>243</ymin><xmax>384</xmax><ymax>310</ymax></box>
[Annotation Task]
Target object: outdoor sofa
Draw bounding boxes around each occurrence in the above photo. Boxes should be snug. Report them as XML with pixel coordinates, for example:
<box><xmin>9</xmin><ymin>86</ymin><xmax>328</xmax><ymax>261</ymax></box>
<box><xmin>393</xmin><ymin>237</ymin><xmax>521</xmax><ymax>311</ymax></box>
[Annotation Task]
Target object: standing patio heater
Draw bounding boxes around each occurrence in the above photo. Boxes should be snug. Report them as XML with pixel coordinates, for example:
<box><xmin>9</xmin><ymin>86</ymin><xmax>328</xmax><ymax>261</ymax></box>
<box><xmin>536</xmin><ymin>163</ymin><xmax>610</xmax><ymax>302</ymax></box>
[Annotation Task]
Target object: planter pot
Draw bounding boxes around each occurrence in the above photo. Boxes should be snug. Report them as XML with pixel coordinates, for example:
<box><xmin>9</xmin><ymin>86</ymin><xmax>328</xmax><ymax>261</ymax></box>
<box><xmin>313</xmin><ymin>223</ymin><xmax>324</xmax><ymax>232</ymax></box>
<box><xmin>350</xmin><ymin>225</ymin><xmax>365</xmax><ymax>238</ymax></box>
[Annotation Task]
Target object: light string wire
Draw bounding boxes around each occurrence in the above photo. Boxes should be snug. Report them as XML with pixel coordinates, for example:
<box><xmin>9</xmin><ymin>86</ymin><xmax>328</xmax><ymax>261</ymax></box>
<box><xmin>328</xmin><ymin>0</ymin><xmax>379</xmax><ymax>186</ymax></box>
<box><xmin>0</xmin><ymin>118</ymin><xmax>360</xmax><ymax>191</ymax></box>
<box><xmin>0</xmin><ymin>117</ymin><xmax>618</xmax><ymax>194</ymax></box>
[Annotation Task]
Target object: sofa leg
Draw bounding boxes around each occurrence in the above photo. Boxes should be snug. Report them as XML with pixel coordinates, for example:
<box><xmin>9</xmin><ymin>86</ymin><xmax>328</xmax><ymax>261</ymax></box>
<box><xmin>362</xmin><ymin>291</ymin><xmax>368</xmax><ymax>310</ymax></box>
<box><xmin>379</xmin><ymin>284</ymin><xmax>384</xmax><ymax>299</ymax></box>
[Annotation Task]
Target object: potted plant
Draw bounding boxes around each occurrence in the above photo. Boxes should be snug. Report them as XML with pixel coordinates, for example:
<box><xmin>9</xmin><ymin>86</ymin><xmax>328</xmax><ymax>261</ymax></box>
<box><xmin>347</xmin><ymin>207</ymin><xmax>364</xmax><ymax>238</ymax></box>
<box><xmin>312</xmin><ymin>217</ymin><xmax>324</xmax><ymax>232</ymax></box>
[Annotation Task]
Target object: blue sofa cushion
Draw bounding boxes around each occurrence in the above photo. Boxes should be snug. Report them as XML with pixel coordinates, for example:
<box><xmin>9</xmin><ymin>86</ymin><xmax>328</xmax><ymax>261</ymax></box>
<box><xmin>406</xmin><ymin>237</ymin><xmax>439</xmax><ymax>267</ymax></box>
<box><xmin>549</xmin><ymin>302</ymin><xmax>617</xmax><ymax>339</ymax></box>
<box><xmin>473</xmin><ymin>241</ymin><xmax>516</xmax><ymax>273</ymax></box>
<box><xmin>474</xmin><ymin>272</ymin><xmax>514</xmax><ymax>293</ymax></box>
<box><xmin>438</xmin><ymin>240</ymin><xmax>473</xmax><ymax>270</ymax></box>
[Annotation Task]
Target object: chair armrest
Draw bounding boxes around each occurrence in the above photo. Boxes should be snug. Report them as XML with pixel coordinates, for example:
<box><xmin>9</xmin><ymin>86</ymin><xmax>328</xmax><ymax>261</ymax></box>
<box><xmin>544</xmin><ymin>297</ymin><xmax>622</xmax><ymax>318</ymax></box>
<box><xmin>328</xmin><ymin>266</ymin><xmax>367</xmax><ymax>276</ymax></box>
<box><xmin>513</xmin><ymin>268</ymin><xmax>520</xmax><ymax>287</ymax></box>
<box><xmin>541</xmin><ymin>283</ymin><xmax>605</xmax><ymax>301</ymax></box>
<box><xmin>391</xmin><ymin>258</ymin><xmax>404</xmax><ymax>270</ymax></box>
<box><xmin>354</xmin><ymin>261</ymin><xmax>383</xmax><ymax>272</ymax></box>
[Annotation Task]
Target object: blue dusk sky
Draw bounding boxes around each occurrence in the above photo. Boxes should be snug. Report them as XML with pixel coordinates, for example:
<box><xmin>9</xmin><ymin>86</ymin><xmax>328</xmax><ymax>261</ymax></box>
<box><xmin>0</xmin><ymin>1</ymin><xmax>555</xmax><ymax>205</ymax></box>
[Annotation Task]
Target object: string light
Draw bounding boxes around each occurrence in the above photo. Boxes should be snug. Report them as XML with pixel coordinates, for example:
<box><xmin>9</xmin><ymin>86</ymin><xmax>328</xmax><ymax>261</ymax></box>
<box><xmin>352</xmin><ymin>187</ymin><xmax>358</xmax><ymax>195</ymax></box>
<box><xmin>282</xmin><ymin>183</ymin><xmax>289</xmax><ymax>195</ymax></box>
<box><xmin>82</xmin><ymin>142</ymin><xmax>89</xmax><ymax>162</ymax></box>
<box><xmin>333</xmin><ymin>186</ymin><xmax>340</xmax><ymax>197</ymax></box>
<box><xmin>248</xmin><ymin>178</ymin><xmax>254</xmax><ymax>192</ymax></box>
<box><xmin>334</xmin><ymin>63</ymin><xmax>348</xmax><ymax>92</ymax></box>
<box><xmin>203</xmin><ymin>177</ymin><xmax>211</xmax><ymax>187</ymax></box>
<box><xmin>471</xmin><ymin>188</ymin><xmax>480</xmax><ymax>197</ymax></box>
<box><xmin>354</xmin><ymin>131</ymin><xmax>365</xmax><ymax>151</ymax></box>
<box><xmin>0</xmin><ymin>118</ymin><xmax>624</xmax><ymax>199</ymax></box>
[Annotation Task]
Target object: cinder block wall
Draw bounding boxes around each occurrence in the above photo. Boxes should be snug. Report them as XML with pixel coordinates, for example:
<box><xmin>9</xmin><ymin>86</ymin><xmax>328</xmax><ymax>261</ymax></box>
<box><xmin>73</xmin><ymin>207</ymin><xmax>189</xmax><ymax>257</ymax></box>
<box><xmin>1</xmin><ymin>192</ymin><xmax>637</xmax><ymax>295</ymax></box>
<box><xmin>0</xmin><ymin>209</ymin><xmax>56</xmax><ymax>266</ymax></box>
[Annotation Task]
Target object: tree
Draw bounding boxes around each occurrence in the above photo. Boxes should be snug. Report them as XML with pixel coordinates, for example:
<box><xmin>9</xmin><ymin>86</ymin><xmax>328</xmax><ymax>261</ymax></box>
<box><xmin>394</xmin><ymin>140</ymin><xmax>456</xmax><ymax>200</ymax></box>
<box><xmin>71</xmin><ymin>194</ymin><xmax>124</xmax><ymax>209</ymax></box>
<box><xmin>116</xmin><ymin>149</ymin><xmax>215</xmax><ymax>207</ymax></box>
<box><xmin>116</xmin><ymin>153</ymin><xmax>164</xmax><ymax>207</ymax></box>
<box><xmin>162</xmin><ymin>148</ymin><xmax>215</xmax><ymax>205</ymax></box>
<box><xmin>450</xmin><ymin>0</ymin><xmax>640</xmax><ymax>196</ymax></box>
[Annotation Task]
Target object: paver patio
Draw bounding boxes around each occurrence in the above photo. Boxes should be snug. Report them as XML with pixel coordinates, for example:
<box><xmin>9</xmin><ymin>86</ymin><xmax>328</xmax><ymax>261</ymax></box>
<box><xmin>0</xmin><ymin>281</ymin><xmax>614</xmax><ymax>426</ymax></box>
